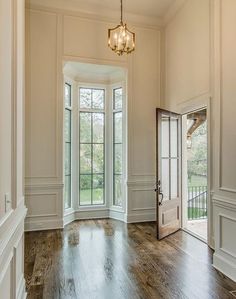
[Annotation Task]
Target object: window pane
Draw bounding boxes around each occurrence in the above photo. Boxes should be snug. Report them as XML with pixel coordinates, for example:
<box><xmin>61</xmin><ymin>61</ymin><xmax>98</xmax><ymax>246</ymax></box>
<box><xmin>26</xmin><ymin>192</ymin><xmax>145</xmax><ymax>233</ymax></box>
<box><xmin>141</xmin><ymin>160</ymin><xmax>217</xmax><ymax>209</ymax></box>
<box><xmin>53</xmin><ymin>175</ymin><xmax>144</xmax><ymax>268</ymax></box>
<box><xmin>171</xmin><ymin>118</ymin><xmax>178</xmax><ymax>157</ymax></box>
<box><xmin>161</xmin><ymin>115</ymin><xmax>169</xmax><ymax>157</ymax></box>
<box><xmin>65</xmin><ymin>84</ymin><xmax>71</xmax><ymax>106</ymax></box>
<box><xmin>93</xmin><ymin>175</ymin><xmax>104</xmax><ymax>204</ymax></box>
<box><xmin>64</xmin><ymin>109</ymin><xmax>71</xmax><ymax>142</ymax></box>
<box><xmin>114</xmin><ymin>144</ymin><xmax>122</xmax><ymax>174</ymax></box>
<box><xmin>93</xmin><ymin>113</ymin><xmax>104</xmax><ymax>143</ymax></box>
<box><xmin>80</xmin><ymin>175</ymin><xmax>92</xmax><ymax>205</ymax></box>
<box><xmin>93</xmin><ymin>144</ymin><xmax>104</xmax><ymax>174</ymax></box>
<box><xmin>171</xmin><ymin>159</ymin><xmax>178</xmax><ymax>198</ymax></box>
<box><xmin>114</xmin><ymin>112</ymin><xmax>122</xmax><ymax>143</ymax></box>
<box><xmin>114</xmin><ymin>88</ymin><xmax>122</xmax><ymax>109</ymax></box>
<box><xmin>80</xmin><ymin>88</ymin><xmax>92</xmax><ymax>109</ymax></box>
<box><xmin>92</xmin><ymin>89</ymin><xmax>104</xmax><ymax>109</ymax></box>
<box><xmin>65</xmin><ymin>143</ymin><xmax>71</xmax><ymax>176</ymax></box>
<box><xmin>114</xmin><ymin>175</ymin><xmax>122</xmax><ymax>206</ymax></box>
<box><xmin>80</xmin><ymin>113</ymin><xmax>91</xmax><ymax>143</ymax></box>
<box><xmin>161</xmin><ymin>159</ymin><xmax>169</xmax><ymax>200</ymax></box>
<box><xmin>64</xmin><ymin>175</ymin><xmax>71</xmax><ymax>209</ymax></box>
<box><xmin>80</xmin><ymin>144</ymin><xmax>91</xmax><ymax>174</ymax></box>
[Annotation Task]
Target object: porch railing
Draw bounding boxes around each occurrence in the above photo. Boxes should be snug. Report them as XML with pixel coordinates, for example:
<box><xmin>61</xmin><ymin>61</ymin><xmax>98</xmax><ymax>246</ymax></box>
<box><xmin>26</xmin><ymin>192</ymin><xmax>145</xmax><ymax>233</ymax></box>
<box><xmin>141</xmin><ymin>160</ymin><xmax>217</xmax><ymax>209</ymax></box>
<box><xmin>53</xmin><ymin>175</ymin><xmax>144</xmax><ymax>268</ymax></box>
<box><xmin>187</xmin><ymin>186</ymin><xmax>207</xmax><ymax>220</ymax></box>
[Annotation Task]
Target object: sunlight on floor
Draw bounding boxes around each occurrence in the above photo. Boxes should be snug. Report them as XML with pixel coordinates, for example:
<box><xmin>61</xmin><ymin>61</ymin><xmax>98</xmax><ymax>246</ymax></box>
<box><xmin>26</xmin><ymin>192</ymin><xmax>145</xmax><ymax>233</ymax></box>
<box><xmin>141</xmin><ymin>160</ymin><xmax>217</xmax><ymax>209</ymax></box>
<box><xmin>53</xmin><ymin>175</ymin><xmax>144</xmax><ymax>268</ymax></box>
<box><xmin>186</xmin><ymin>219</ymin><xmax>207</xmax><ymax>240</ymax></box>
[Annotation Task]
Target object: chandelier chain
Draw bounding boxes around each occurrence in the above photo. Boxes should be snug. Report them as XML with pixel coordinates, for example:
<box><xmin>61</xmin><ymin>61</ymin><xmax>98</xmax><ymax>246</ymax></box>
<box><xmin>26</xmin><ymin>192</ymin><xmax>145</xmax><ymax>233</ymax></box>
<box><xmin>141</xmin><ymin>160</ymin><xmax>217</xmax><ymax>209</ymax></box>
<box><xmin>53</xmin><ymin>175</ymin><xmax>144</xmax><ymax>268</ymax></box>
<box><xmin>120</xmin><ymin>0</ymin><xmax>123</xmax><ymax>24</ymax></box>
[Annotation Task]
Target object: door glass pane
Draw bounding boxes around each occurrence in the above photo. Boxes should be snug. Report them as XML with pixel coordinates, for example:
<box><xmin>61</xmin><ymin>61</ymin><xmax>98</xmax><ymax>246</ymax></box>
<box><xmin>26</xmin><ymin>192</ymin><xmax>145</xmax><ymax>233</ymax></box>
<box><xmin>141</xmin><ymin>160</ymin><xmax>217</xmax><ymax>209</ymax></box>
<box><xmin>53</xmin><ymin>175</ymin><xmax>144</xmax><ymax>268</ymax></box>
<box><xmin>114</xmin><ymin>112</ymin><xmax>122</xmax><ymax>143</ymax></box>
<box><xmin>161</xmin><ymin>159</ymin><xmax>169</xmax><ymax>200</ymax></box>
<box><xmin>65</xmin><ymin>143</ymin><xmax>71</xmax><ymax>175</ymax></box>
<box><xmin>80</xmin><ymin>175</ymin><xmax>92</xmax><ymax>205</ymax></box>
<box><xmin>64</xmin><ymin>109</ymin><xmax>71</xmax><ymax>142</ymax></box>
<box><xmin>171</xmin><ymin>159</ymin><xmax>178</xmax><ymax>198</ymax></box>
<box><xmin>92</xmin><ymin>89</ymin><xmax>104</xmax><ymax>109</ymax></box>
<box><xmin>80</xmin><ymin>144</ymin><xmax>91</xmax><ymax>174</ymax></box>
<box><xmin>114</xmin><ymin>175</ymin><xmax>122</xmax><ymax>206</ymax></box>
<box><xmin>80</xmin><ymin>88</ymin><xmax>92</xmax><ymax>109</ymax></box>
<box><xmin>80</xmin><ymin>113</ymin><xmax>91</xmax><ymax>143</ymax></box>
<box><xmin>93</xmin><ymin>175</ymin><xmax>104</xmax><ymax>204</ymax></box>
<box><xmin>114</xmin><ymin>144</ymin><xmax>122</xmax><ymax>174</ymax></box>
<box><xmin>93</xmin><ymin>144</ymin><xmax>104</xmax><ymax>173</ymax></box>
<box><xmin>171</xmin><ymin>118</ymin><xmax>178</xmax><ymax>157</ymax></box>
<box><xmin>161</xmin><ymin>116</ymin><xmax>169</xmax><ymax>157</ymax></box>
<box><xmin>113</xmin><ymin>88</ymin><xmax>122</xmax><ymax>109</ymax></box>
<box><xmin>93</xmin><ymin>113</ymin><xmax>104</xmax><ymax>143</ymax></box>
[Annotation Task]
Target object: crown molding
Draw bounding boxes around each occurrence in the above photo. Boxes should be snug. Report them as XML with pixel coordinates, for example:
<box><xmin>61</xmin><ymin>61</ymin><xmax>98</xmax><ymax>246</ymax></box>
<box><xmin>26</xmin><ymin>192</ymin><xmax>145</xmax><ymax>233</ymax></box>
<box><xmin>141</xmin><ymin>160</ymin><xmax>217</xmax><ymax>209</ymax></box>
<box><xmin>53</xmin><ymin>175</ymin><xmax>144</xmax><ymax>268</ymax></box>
<box><xmin>26</xmin><ymin>0</ymin><xmax>164</xmax><ymax>29</ymax></box>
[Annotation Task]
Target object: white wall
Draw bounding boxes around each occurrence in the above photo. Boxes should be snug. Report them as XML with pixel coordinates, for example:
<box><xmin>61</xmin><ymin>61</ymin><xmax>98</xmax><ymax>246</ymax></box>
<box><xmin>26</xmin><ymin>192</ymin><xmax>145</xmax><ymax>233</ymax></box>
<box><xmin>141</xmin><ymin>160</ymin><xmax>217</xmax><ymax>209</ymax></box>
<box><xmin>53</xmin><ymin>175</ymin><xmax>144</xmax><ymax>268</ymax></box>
<box><xmin>212</xmin><ymin>0</ymin><xmax>236</xmax><ymax>282</ymax></box>
<box><xmin>0</xmin><ymin>0</ymin><xmax>27</xmax><ymax>298</ymax></box>
<box><xmin>25</xmin><ymin>2</ymin><xmax>160</xmax><ymax>230</ymax></box>
<box><xmin>163</xmin><ymin>0</ymin><xmax>236</xmax><ymax>281</ymax></box>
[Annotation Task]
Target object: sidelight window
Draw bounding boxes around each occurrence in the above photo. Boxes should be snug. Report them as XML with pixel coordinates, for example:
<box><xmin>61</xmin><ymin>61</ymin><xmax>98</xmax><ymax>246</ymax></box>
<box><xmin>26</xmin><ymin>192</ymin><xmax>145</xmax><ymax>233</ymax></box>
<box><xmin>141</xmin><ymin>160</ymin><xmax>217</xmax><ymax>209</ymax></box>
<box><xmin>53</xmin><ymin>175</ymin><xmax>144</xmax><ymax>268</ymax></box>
<box><xmin>64</xmin><ymin>83</ymin><xmax>72</xmax><ymax>209</ymax></box>
<box><xmin>113</xmin><ymin>88</ymin><xmax>123</xmax><ymax>207</ymax></box>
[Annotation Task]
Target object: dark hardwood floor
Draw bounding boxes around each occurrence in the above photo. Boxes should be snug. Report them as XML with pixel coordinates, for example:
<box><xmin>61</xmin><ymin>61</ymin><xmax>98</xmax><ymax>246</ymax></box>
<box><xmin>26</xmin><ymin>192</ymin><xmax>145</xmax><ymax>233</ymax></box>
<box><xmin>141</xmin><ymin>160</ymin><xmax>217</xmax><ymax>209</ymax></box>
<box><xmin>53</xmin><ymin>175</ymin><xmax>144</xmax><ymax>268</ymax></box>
<box><xmin>25</xmin><ymin>220</ymin><xmax>236</xmax><ymax>299</ymax></box>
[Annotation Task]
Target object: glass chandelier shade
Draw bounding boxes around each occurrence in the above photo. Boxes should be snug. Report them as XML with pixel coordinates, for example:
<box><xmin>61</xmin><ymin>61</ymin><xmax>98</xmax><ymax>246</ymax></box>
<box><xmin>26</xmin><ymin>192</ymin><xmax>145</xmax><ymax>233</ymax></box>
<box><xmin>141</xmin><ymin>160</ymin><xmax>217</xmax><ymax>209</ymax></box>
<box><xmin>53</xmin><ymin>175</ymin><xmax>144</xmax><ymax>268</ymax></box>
<box><xmin>108</xmin><ymin>0</ymin><xmax>135</xmax><ymax>55</ymax></box>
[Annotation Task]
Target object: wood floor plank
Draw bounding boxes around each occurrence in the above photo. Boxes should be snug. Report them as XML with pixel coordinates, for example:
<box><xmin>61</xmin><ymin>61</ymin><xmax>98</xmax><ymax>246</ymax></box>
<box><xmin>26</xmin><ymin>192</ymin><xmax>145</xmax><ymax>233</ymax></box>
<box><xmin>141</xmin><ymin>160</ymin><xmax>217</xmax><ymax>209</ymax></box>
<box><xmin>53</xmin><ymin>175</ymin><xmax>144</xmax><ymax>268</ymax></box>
<box><xmin>25</xmin><ymin>220</ymin><xmax>236</xmax><ymax>299</ymax></box>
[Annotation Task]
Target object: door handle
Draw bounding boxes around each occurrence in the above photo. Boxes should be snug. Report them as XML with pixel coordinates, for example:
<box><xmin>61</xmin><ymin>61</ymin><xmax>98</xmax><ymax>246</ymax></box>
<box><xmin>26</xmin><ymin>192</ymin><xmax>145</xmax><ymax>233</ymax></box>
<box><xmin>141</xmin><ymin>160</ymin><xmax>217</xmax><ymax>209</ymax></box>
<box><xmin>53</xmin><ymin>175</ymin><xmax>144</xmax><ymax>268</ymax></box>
<box><xmin>159</xmin><ymin>191</ymin><xmax>164</xmax><ymax>206</ymax></box>
<box><xmin>155</xmin><ymin>180</ymin><xmax>161</xmax><ymax>192</ymax></box>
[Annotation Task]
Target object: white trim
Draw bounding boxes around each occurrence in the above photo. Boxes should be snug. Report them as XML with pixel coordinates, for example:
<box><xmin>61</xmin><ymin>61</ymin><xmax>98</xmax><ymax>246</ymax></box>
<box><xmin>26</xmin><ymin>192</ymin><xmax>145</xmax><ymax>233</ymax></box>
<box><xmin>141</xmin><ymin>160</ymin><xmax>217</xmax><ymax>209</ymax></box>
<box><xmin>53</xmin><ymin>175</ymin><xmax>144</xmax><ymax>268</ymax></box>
<box><xmin>109</xmin><ymin>209</ymin><xmax>125</xmax><ymax>222</ymax></box>
<box><xmin>16</xmin><ymin>275</ymin><xmax>27</xmax><ymax>299</ymax></box>
<box><xmin>75</xmin><ymin>209</ymin><xmax>109</xmax><ymax>220</ymax></box>
<box><xmin>213</xmin><ymin>253</ymin><xmax>236</xmax><ymax>282</ymax></box>
<box><xmin>63</xmin><ymin>211</ymin><xmax>75</xmax><ymax>226</ymax></box>
<box><xmin>180</xmin><ymin>97</ymin><xmax>212</xmax><ymax>248</ymax></box>
<box><xmin>24</xmin><ymin>218</ymin><xmax>63</xmax><ymax>231</ymax></box>
<box><xmin>212</xmin><ymin>195</ymin><xmax>236</xmax><ymax>212</ymax></box>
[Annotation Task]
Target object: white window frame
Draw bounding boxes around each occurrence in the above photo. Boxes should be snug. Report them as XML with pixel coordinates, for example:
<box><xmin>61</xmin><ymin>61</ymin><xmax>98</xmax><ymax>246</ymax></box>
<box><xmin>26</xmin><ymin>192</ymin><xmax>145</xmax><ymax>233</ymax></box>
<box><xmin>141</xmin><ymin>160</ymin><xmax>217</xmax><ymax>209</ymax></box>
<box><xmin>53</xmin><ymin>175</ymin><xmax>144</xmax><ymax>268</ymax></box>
<box><xmin>63</xmin><ymin>79</ymin><xmax>127</xmax><ymax>215</ymax></box>
<box><xmin>77</xmin><ymin>83</ymin><xmax>108</xmax><ymax>210</ymax></box>
<box><xmin>63</xmin><ymin>77</ymin><xmax>74</xmax><ymax>213</ymax></box>
<box><xmin>110</xmin><ymin>81</ymin><xmax>126</xmax><ymax>213</ymax></box>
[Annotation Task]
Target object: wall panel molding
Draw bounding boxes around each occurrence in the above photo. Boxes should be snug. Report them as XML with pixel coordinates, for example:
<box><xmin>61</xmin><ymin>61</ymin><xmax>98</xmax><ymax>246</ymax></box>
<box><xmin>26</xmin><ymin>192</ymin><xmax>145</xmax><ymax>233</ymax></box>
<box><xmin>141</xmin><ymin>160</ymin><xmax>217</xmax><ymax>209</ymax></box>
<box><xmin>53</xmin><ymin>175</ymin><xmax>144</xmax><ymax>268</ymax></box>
<box><xmin>217</xmin><ymin>0</ymin><xmax>236</xmax><ymax>194</ymax></box>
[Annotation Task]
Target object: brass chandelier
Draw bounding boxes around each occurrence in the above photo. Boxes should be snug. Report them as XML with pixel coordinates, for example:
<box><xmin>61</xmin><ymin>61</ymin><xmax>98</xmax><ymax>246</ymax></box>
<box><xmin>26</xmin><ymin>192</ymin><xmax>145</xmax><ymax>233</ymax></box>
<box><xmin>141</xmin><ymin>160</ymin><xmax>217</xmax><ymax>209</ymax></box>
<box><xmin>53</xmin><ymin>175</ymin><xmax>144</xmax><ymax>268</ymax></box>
<box><xmin>108</xmin><ymin>0</ymin><xmax>135</xmax><ymax>55</ymax></box>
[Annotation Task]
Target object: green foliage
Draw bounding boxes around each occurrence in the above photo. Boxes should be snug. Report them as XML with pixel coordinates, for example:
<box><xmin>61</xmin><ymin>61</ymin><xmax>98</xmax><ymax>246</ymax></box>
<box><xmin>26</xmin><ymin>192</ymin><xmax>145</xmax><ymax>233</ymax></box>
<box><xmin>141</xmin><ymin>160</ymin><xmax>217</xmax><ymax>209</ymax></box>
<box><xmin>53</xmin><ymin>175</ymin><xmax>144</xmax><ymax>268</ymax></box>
<box><xmin>187</xmin><ymin>121</ymin><xmax>207</xmax><ymax>182</ymax></box>
<box><xmin>188</xmin><ymin>207</ymin><xmax>207</xmax><ymax>219</ymax></box>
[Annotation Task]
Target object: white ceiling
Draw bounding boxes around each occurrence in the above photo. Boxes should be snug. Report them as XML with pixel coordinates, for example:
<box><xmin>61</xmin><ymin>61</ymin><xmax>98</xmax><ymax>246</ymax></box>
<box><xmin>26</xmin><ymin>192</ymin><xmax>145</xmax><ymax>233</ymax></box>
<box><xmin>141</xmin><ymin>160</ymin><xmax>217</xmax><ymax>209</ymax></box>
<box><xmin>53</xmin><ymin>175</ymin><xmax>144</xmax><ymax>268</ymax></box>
<box><xmin>71</xmin><ymin>0</ymin><xmax>176</xmax><ymax>18</ymax></box>
<box><xmin>27</xmin><ymin>0</ymin><xmax>183</xmax><ymax>26</ymax></box>
<box><xmin>64</xmin><ymin>61</ymin><xmax>126</xmax><ymax>83</ymax></box>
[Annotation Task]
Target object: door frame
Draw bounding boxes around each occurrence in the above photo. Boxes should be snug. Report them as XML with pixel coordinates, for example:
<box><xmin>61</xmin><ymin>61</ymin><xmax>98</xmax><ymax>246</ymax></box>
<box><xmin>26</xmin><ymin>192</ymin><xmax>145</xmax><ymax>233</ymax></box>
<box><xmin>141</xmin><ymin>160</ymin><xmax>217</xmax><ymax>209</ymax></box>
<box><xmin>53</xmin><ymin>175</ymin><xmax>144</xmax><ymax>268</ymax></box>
<box><xmin>178</xmin><ymin>95</ymin><xmax>212</xmax><ymax>248</ymax></box>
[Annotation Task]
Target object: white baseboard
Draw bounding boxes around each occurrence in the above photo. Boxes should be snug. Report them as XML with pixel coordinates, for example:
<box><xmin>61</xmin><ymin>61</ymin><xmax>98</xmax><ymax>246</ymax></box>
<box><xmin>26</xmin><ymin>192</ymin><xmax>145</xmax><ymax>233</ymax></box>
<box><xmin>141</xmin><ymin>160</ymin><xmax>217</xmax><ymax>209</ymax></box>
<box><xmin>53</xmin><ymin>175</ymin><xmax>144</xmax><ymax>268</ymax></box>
<box><xmin>75</xmin><ymin>209</ymin><xmax>109</xmax><ymax>220</ymax></box>
<box><xmin>25</xmin><ymin>218</ymin><xmax>63</xmax><ymax>231</ymax></box>
<box><xmin>213</xmin><ymin>253</ymin><xmax>236</xmax><ymax>282</ymax></box>
<box><xmin>125</xmin><ymin>212</ymin><xmax>156</xmax><ymax>223</ymax></box>
<box><xmin>109</xmin><ymin>209</ymin><xmax>125</xmax><ymax>222</ymax></box>
<box><xmin>63</xmin><ymin>211</ymin><xmax>75</xmax><ymax>226</ymax></box>
<box><xmin>25</xmin><ymin>210</ymin><xmax>156</xmax><ymax>231</ymax></box>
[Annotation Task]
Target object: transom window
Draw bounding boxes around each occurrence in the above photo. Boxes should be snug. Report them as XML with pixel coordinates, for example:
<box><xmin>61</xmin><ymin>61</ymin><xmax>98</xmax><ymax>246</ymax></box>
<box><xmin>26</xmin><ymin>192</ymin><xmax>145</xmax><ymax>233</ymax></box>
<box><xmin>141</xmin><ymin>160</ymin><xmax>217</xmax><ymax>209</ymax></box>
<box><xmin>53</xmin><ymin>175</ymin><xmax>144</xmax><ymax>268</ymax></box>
<box><xmin>79</xmin><ymin>88</ymin><xmax>105</xmax><ymax>206</ymax></box>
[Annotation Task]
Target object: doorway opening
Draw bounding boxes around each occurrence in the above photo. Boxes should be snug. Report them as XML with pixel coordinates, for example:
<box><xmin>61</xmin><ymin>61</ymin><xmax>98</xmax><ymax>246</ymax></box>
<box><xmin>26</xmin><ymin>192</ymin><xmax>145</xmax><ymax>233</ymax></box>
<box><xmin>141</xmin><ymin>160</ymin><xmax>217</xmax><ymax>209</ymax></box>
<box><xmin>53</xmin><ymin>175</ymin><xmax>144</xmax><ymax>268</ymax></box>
<box><xmin>182</xmin><ymin>108</ymin><xmax>208</xmax><ymax>241</ymax></box>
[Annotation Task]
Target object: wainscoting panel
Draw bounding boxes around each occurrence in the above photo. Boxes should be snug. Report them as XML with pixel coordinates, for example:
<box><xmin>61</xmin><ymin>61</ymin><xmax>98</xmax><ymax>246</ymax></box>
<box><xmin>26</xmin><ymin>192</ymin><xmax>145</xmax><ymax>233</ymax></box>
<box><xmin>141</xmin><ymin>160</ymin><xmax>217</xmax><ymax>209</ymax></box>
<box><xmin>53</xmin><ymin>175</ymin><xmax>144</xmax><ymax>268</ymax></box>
<box><xmin>126</xmin><ymin>180</ymin><xmax>156</xmax><ymax>223</ymax></box>
<box><xmin>25</xmin><ymin>184</ymin><xmax>63</xmax><ymax>231</ymax></box>
<box><xmin>213</xmin><ymin>196</ymin><xmax>236</xmax><ymax>281</ymax></box>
